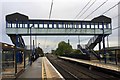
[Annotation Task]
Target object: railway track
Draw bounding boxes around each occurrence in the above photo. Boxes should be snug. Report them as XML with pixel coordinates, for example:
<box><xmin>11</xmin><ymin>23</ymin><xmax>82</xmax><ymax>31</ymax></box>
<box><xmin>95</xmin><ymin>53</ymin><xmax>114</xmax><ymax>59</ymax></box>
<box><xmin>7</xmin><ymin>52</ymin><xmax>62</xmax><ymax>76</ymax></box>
<box><xmin>46</xmin><ymin>54</ymin><xmax>120</xmax><ymax>80</ymax></box>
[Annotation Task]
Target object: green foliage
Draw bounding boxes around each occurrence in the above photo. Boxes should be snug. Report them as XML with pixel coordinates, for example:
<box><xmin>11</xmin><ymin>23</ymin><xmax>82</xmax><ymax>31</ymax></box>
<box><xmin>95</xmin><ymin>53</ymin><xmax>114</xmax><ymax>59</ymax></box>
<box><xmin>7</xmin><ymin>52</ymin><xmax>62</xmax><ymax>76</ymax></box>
<box><xmin>55</xmin><ymin>41</ymin><xmax>73</xmax><ymax>55</ymax></box>
<box><xmin>72</xmin><ymin>49</ymin><xmax>82</xmax><ymax>54</ymax></box>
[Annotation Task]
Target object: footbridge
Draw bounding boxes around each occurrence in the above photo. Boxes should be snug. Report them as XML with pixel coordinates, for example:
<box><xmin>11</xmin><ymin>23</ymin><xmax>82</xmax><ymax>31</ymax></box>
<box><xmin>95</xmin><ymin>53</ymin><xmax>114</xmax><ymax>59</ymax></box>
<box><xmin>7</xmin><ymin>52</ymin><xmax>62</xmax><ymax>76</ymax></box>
<box><xmin>5</xmin><ymin>12</ymin><xmax>112</xmax><ymax>61</ymax></box>
<box><xmin>6</xmin><ymin>13</ymin><xmax>112</xmax><ymax>35</ymax></box>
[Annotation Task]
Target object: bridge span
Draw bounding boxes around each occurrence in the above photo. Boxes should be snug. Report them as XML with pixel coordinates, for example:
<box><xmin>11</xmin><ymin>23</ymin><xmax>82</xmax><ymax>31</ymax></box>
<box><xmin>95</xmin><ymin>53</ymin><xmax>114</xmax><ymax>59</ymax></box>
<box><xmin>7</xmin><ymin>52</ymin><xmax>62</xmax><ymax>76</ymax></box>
<box><xmin>6</xmin><ymin>13</ymin><xmax>112</xmax><ymax>35</ymax></box>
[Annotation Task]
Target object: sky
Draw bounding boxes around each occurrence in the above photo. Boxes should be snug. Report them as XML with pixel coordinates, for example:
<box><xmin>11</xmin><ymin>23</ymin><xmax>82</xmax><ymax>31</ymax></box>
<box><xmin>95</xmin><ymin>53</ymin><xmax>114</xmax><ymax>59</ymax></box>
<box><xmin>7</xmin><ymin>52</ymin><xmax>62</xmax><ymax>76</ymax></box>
<box><xmin>0</xmin><ymin>0</ymin><xmax>120</xmax><ymax>53</ymax></box>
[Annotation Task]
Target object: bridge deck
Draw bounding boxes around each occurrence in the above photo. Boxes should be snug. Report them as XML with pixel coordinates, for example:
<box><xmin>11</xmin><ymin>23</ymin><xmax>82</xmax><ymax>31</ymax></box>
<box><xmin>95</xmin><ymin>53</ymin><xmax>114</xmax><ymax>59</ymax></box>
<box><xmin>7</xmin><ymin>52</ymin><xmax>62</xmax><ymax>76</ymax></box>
<box><xmin>6</xmin><ymin>19</ymin><xmax>112</xmax><ymax>35</ymax></box>
<box><xmin>6</xmin><ymin>13</ymin><xmax>112</xmax><ymax>35</ymax></box>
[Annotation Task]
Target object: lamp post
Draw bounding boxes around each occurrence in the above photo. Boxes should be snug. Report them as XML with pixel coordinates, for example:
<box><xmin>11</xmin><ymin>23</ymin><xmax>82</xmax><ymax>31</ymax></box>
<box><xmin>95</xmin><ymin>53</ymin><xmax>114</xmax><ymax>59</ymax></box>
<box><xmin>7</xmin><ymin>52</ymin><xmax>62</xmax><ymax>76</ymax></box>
<box><xmin>30</xmin><ymin>25</ymin><xmax>34</xmax><ymax>65</ymax></box>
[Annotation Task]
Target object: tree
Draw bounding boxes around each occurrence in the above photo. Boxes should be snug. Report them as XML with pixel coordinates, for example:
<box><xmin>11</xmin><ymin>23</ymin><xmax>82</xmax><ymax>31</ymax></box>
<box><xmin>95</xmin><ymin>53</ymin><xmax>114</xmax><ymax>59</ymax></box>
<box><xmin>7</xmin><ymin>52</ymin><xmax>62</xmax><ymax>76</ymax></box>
<box><xmin>55</xmin><ymin>41</ymin><xmax>73</xmax><ymax>55</ymax></box>
<box><xmin>72</xmin><ymin>49</ymin><xmax>82</xmax><ymax>54</ymax></box>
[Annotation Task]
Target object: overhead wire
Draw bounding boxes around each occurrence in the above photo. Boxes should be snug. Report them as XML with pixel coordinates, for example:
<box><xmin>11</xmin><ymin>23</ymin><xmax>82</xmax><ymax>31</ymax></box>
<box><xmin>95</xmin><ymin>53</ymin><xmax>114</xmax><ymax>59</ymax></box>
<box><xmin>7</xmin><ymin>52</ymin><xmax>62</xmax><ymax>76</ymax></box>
<box><xmin>78</xmin><ymin>0</ymin><xmax>120</xmax><ymax>43</ymax></box>
<box><xmin>84</xmin><ymin>1</ymin><xmax>120</xmax><ymax>43</ymax></box>
<box><xmin>75</xmin><ymin>0</ymin><xmax>92</xmax><ymax>43</ymax></box>
<box><xmin>102</xmin><ymin>1</ymin><xmax>120</xmax><ymax>15</ymax></box>
<box><xmin>49</xmin><ymin>0</ymin><xmax>54</xmax><ymax>19</ymax></box>
<box><xmin>77</xmin><ymin>1</ymin><xmax>120</xmax><ymax>48</ymax></box>
<box><xmin>76</xmin><ymin>0</ymin><xmax>96</xmax><ymax>46</ymax></box>
<box><xmin>84</xmin><ymin>0</ymin><xmax>108</xmax><ymax>20</ymax></box>
<box><xmin>80</xmin><ymin>1</ymin><xmax>120</xmax><ymax>20</ymax></box>
<box><xmin>74</xmin><ymin>0</ymin><xmax>92</xmax><ymax>19</ymax></box>
<box><xmin>82</xmin><ymin>1</ymin><xmax>120</xmax><ymax>50</ymax></box>
<box><xmin>44</xmin><ymin>0</ymin><xmax>54</xmax><ymax>52</ymax></box>
<box><xmin>49</xmin><ymin>1</ymin><xmax>120</xmax><ymax>51</ymax></box>
<box><xmin>112</xmin><ymin>26</ymin><xmax>120</xmax><ymax>31</ymax></box>
<box><xmin>77</xmin><ymin>0</ymin><xmax>97</xmax><ymax>19</ymax></box>
<box><xmin>80</xmin><ymin>0</ymin><xmax>120</xmax><ymax>38</ymax></box>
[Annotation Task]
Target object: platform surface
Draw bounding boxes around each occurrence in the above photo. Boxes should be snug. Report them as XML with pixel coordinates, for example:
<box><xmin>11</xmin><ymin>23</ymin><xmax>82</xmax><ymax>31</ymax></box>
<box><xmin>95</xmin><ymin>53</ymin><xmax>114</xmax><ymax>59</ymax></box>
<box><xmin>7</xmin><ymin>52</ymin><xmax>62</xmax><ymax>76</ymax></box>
<box><xmin>42</xmin><ymin>57</ymin><xmax>64</xmax><ymax>80</ymax></box>
<box><xmin>18</xmin><ymin>58</ymin><xmax>42</xmax><ymax>78</ymax></box>
<box><xmin>17</xmin><ymin>57</ymin><xmax>64</xmax><ymax>79</ymax></box>
<box><xmin>59</xmin><ymin>56</ymin><xmax>120</xmax><ymax>72</ymax></box>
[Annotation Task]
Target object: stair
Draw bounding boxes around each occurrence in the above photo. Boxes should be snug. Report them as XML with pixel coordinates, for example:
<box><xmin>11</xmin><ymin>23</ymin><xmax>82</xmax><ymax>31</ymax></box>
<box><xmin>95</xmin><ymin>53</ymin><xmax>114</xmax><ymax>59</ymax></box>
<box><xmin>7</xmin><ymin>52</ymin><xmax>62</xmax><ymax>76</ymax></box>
<box><xmin>78</xmin><ymin>44</ymin><xmax>100</xmax><ymax>60</ymax></box>
<box><xmin>89</xmin><ymin>49</ymin><xmax>100</xmax><ymax>60</ymax></box>
<box><xmin>77</xmin><ymin>44</ymin><xmax>89</xmax><ymax>56</ymax></box>
<box><xmin>9</xmin><ymin>35</ymin><xmax>25</xmax><ymax>48</ymax></box>
<box><xmin>85</xmin><ymin>35</ymin><xmax>109</xmax><ymax>60</ymax></box>
<box><xmin>86</xmin><ymin>35</ymin><xmax>103</xmax><ymax>49</ymax></box>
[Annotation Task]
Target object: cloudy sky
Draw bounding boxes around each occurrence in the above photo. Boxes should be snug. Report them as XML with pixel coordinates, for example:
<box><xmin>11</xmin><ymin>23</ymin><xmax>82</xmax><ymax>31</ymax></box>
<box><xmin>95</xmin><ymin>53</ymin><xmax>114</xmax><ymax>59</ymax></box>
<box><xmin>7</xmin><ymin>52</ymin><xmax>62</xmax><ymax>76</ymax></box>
<box><xmin>0</xmin><ymin>0</ymin><xmax>120</xmax><ymax>52</ymax></box>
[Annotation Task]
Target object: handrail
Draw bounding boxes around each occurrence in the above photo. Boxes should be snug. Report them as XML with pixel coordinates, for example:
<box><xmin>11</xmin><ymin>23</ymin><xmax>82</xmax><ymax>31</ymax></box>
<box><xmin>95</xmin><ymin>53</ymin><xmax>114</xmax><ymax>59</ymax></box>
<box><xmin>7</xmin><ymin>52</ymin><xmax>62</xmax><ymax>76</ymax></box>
<box><xmin>78</xmin><ymin>45</ymin><xmax>90</xmax><ymax>55</ymax></box>
<box><xmin>78</xmin><ymin>45</ymin><xmax>86</xmax><ymax>54</ymax></box>
<box><xmin>78</xmin><ymin>48</ymin><xmax>85</xmax><ymax>54</ymax></box>
<box><xmin>86</xmin><ymin>35</ymin><xmax>99</xmax><ymax>49</ymax></box>
<box><xmin>90</xmin><ymin>49</ymin><xmax>100</xmax><ymax>59</ymax></box>
<box><xmin>85</xmin><ymin>45</ymin><xmax>100</xmax><ymax>59</ymax></box>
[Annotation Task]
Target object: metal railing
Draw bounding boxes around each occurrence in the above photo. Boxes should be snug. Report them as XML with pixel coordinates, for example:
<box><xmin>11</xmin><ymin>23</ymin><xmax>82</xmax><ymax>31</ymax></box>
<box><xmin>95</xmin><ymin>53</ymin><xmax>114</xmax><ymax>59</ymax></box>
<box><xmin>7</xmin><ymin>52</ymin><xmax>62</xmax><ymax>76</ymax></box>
<box><xmin>86</xmin><ymin>36</ymin><xmax>99</xmax><ymax>49</ymax></box>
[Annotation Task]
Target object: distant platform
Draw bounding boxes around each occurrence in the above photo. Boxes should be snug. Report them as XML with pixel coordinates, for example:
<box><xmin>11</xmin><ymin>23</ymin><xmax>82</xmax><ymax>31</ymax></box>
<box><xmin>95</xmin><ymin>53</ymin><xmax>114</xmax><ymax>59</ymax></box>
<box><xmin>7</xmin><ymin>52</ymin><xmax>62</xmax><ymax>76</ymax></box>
<box><xmin>59</xmin><ymin>56</ymin><xmax>120</xmax><ymax>72</ymax></box>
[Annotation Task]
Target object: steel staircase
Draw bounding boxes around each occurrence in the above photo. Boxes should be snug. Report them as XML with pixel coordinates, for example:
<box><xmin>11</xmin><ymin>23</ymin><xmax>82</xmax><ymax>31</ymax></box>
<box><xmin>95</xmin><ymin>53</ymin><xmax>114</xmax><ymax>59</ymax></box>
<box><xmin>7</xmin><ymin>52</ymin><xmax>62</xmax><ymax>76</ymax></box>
<box><xmin>9</xmin><ymin>35</ymin><xmax>25</xmax><ymax>48</ymax></box>
<box><xmin>86</xmin><ymin>35</ymin><xmax>103</xmax><ymax>49</ymax></box>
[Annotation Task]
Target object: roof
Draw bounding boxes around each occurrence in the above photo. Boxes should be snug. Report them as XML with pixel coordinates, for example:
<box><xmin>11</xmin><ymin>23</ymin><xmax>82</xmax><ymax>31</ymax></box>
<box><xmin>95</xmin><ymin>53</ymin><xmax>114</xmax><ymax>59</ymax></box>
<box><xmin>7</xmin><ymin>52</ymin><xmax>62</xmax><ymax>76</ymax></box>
<box><xmin>6</xmin><ymin>12</ymin><xmax>111</xmax><ymax>24</ymax></box>
<box><xmin>0</xmin><ymin>42</ymin><xmax>14</xmax><ymax>50</ymax></box>
<box><xmin>91</xmin><ymin>15</ymin><xmax>111</xmax><ymax>23</ymax></box>
<box><xmin>6</xmin><ymin>12</ymin><xmax>29</xmax><ymax>22</ymax></box>
<box><xmin>0</xmin><ymin>42</ymin><xmax>25</xmax><ymax>50</ymax></box>
<box><xmin>105</xmin><ymin>46</ymin><xmax>120</xmax><ymax>50</ymax></box>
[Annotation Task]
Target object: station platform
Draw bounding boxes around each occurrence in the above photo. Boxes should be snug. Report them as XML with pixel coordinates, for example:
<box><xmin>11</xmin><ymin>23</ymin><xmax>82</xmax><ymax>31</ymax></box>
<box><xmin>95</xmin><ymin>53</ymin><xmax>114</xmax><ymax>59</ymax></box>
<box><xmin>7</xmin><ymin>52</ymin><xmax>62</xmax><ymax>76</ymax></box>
<box><xmin>17</xmin><ymin>57</ymin><xmax>64</xmax><ymax>79</ymax></box>
<box><xmin>18</xmin><ymin>57</ymin><xmax>42</xmax><ymax>79</ymax></box>
<box><xmin>59</xmin><ymin>56</ymin><xmax>120</xmax><ymax>72</ymax></box>
<box><xmin>42</xmin><ymin>57</ymin><xmax>64</xmax><ymax>80</ymax></box>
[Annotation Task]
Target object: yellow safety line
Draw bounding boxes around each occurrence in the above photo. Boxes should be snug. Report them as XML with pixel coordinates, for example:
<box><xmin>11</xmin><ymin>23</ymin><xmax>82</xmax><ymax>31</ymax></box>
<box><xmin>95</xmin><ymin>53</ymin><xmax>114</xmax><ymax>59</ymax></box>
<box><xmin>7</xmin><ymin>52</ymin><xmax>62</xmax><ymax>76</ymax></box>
<box><xmin>42</xmin><ymin>57</ymin><xmax>47</xmax><ymax>80</ymax></box>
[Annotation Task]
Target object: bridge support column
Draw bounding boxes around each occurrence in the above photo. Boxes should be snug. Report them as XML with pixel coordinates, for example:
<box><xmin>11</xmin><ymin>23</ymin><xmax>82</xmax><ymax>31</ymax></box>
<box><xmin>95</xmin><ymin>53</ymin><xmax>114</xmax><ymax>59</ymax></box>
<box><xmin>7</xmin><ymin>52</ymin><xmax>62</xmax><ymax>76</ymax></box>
<box><xmin>102</xmin><ymin>23</ymin><xmax>106</xmax><ymax>64</ymax></box>
<box><xmin>15</xmin><ymin>21</ymin><xmax>19</xmax><ymax>74</ymax></box>
<box><xmin>24</xmin><ymin>49</ymin><xmax>26</xmax><ymax>68</ymax></box>
<box><xmin>103</xmin><ymin>35</ymin><xmax>106</xmax><ymax>64</ymax></box>
<box><xmin>115</xmin><ymin>50</ymin><xmax>118</xmax><ymax>65</ymax></box>
<box><xmin>29</xmin><ymin>26</ymin><xmax>33</xmax><ymax>65</ymax></box>
<box><xmin>99</xmin><ymin>41</ymin><xmax>101</xmax><ymax>61</ymax></box>
<box><xmin>15</xmin><ymin>34</ymin><xmax>20</xmax><ymax>74</ymax></box>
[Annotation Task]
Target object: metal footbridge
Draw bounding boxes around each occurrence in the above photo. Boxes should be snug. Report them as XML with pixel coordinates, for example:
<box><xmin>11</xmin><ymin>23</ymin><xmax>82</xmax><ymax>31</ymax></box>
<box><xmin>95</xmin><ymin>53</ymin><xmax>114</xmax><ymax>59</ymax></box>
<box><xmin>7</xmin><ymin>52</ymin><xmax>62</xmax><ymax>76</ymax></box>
<box><xmin>5</xmin><ymin>12</ymin><xmax>112</xmax><ymax>61</ymax></box>
<box><xmin>6</xmin><ymin>13</ymin><xmax>112</xmax><ymax>35</ymax></box>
